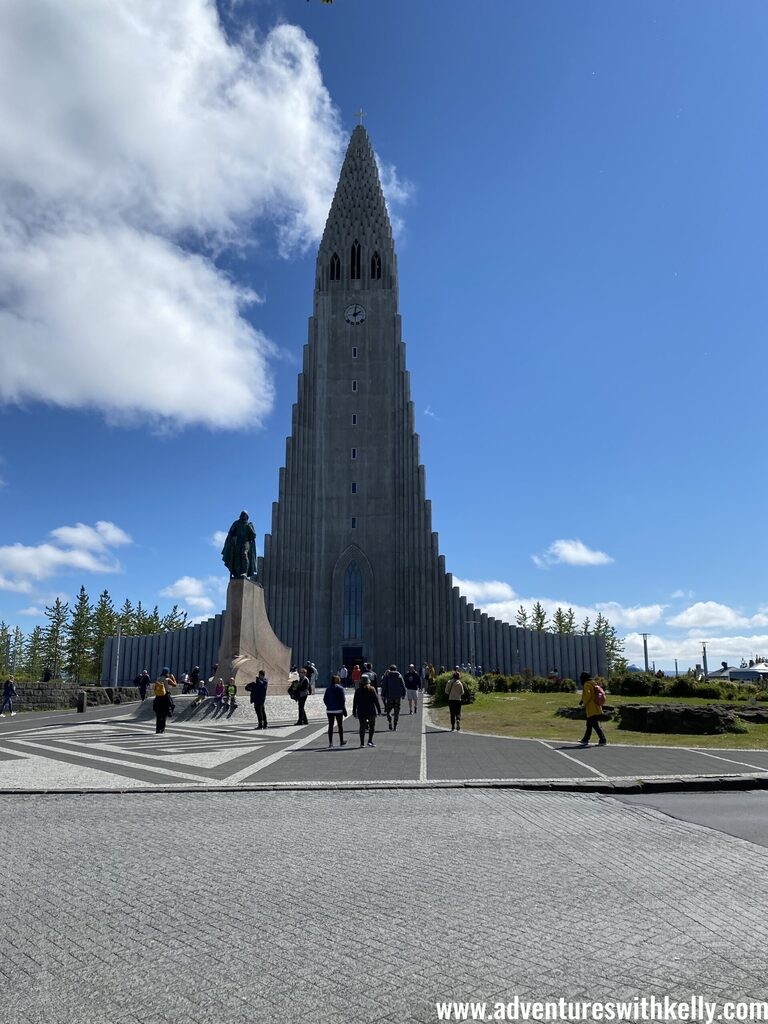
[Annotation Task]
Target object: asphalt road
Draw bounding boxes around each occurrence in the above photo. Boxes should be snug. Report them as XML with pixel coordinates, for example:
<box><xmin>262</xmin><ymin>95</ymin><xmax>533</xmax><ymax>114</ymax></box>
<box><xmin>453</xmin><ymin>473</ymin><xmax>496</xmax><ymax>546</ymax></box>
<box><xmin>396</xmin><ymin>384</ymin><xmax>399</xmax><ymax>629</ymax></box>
<box><xmin>615</xmin><ymin>790</ymin><xmax>768</xmax><ymax>848</ymax></box>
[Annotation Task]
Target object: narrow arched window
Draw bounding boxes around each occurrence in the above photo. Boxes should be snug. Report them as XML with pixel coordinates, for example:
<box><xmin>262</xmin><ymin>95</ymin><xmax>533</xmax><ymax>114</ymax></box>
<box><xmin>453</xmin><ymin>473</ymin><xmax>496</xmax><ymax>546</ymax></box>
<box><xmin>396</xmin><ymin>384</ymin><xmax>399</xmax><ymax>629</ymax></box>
<box><xmin>330</xmin><ymin>252</ymin><xmax>341</xmax><ymax>281</ymax></box>
<box><xmin>343</xmin><ymin>562</ymin><xmax>363</xmax><ymax>638</ymax></box>
<box><xmin>370</xmin><ymin>251</ymin><xmax>381</xmax><ymax>280</ymax></box>
<box><xmin>350</xmin><ymin>240</ymin><xmax>361</xmax><ymax>280</ymax></box>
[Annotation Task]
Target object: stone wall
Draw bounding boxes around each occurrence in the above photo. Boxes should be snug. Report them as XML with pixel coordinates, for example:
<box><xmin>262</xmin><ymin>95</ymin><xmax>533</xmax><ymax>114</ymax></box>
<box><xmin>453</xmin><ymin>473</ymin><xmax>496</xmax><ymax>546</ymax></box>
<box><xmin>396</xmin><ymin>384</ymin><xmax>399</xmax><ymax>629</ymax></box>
<box><xmin>9</xmin><ymin>682</ymin><xmax>141</xmax><ymax>711</ymax></box>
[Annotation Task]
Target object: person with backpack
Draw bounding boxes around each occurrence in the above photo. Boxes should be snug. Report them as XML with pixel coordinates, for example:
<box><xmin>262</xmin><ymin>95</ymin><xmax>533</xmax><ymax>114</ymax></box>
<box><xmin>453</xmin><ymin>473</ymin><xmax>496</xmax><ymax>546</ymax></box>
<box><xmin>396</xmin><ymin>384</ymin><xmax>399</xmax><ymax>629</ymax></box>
<box><xmin>361</xmin><ymin>662</ymin><xmax>378</xmax><ymax>694</ymax></box>
<box><xmin>445</xmin><ymin>671</ymin><xmax>464</xmax><ymax>731</ymax></box>
<box><xmin>1</xmin><ymin>677</ymin><xmax>18</xmax><ymax>717</ymax></box>
<box><xmin>293</xmin><ymin>669</ymin><xmax>311</xmax><ymax>725</ymax></box>
<box><xmin>246</xmin><ymin>670</ymin><xmax>268</xmax><ymax>729</ymax></box>
<box><xmin>380</xmin><ymin>665</ymin><xmax>406</xmax><ymax>731</ymax></box>
<box><xmin>323</xmin><ymin>674</ymin><xmax>348</xmax><ymax>748</ymax></box>
<box><xmin>352</xmin><ymin>676</ymin><xmax>381</xmax><ymax>747</ymax></box>
<box><xmin>579</xmin><ymin>672</ymin><xmax>607</xmax><ymax>746</ymax></box>
<box><xmin>153</xmin><ymin>683</ymin><xmax>173</xmax><ymax>734</ymax></box>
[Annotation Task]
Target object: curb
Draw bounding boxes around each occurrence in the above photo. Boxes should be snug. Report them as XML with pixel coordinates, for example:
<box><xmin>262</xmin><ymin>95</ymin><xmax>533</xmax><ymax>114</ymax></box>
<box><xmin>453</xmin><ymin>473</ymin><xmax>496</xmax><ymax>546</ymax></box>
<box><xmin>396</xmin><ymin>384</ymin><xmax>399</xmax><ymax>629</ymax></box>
<box><xmin>2</xmin><ymin>772</ymin><xmax>768</xmax><ymax>797</ymax></box>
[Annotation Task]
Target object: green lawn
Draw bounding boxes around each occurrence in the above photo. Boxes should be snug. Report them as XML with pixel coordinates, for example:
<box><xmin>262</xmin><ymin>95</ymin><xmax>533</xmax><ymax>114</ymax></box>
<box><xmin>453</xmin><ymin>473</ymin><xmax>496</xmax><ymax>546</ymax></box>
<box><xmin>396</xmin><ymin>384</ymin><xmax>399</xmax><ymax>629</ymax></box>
<box><xmin>429</xmin><ymin>692</ymin><xmax>768</xmax><ymax>749</ymax></box>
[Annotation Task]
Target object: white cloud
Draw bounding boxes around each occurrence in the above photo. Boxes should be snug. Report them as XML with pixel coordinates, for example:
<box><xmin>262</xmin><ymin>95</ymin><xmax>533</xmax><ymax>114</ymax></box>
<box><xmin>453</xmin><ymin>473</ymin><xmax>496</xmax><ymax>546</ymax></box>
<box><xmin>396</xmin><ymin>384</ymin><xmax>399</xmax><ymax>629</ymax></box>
<box><xmin>532</xmin><ymin>538</ymin><xmax>614</xmax><ymax>568</ymax></box>
<box><xmin>0</xmin><ymin>520</ymin><xmax>130</xmax><ymax>589</ymax></box>
<box><xmin>454</xmin><ymin>578</ymin><xmax>517</xmax><ymax>605</ymax></box>
<box><xmin>670</xmin><ymin>588</ymin><xmax>695</xmax><ymax>600</ymax></box>
<box><xmin>375</xmin><ymin>156</ymin><xmax>414</xmax><ymax>236</ymax></box>
<box><xmin>19</xmin><ymin>606</ymin><xmax>43</xmax><ymax>616</ymax></box>
<box><xmin>595</xmin><ymin>601</ymin><xmax>665</xmax><ymax>629</ymax></box>
<box><xmin>50</xmin><ymin>521</ymin><xmax>132</xmax><ymax>551</ymax></box>
<box><xmin>667</xmin><ymin>601</ymin><xmax>748</xmax><ymax>629</ymax></box>
<box><xmin>160</xmin><ymin>575</ymin><xmax>222</xmax><ymax>615</ymax></box>
<box><xmin>210</xmin><ymin>531</ymin><xmax>228</xmax><ymax>548</ymax></box>
<box><xmin>0</xmin><ymin>2</ymin><xmax>352</xmax><ymax>430</ymax></box>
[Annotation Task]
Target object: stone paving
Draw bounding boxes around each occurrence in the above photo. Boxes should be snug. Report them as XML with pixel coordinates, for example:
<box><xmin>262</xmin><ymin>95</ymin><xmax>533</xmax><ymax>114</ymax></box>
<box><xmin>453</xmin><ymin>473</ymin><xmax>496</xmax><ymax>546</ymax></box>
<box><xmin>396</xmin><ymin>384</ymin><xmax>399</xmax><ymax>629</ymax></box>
<box><xmin>2</xmin><ymin>693</ymin><xmax>768</xmax><ymax>790</ymax></box>
<box><xmin>2</xmin><ymin>787</ymin><xmax>768</xmax><ymax>1023</ymax></box>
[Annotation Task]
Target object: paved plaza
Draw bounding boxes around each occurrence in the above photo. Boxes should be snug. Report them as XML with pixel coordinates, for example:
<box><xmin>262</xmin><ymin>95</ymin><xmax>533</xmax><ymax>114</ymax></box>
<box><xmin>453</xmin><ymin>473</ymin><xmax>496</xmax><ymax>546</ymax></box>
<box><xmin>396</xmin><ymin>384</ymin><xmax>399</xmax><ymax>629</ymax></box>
<box><xmin>2</xmin><ymin>787</ymin><xmax>768</xmax><ymax>1024</ymax></box>
<box><xmin>2</xmin><ymin>694</ymin><xmax>768</xmax><ymax>791</ymax></box>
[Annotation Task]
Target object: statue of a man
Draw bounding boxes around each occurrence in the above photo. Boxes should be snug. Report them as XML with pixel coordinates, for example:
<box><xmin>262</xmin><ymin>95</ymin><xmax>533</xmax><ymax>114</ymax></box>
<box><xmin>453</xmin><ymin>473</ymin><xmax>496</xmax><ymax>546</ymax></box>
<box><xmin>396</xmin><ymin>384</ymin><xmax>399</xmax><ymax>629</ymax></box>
<box><xmin>221</xmin><ymin>511</ymin><xmax>258</xmax><ymax>579</ymax></box>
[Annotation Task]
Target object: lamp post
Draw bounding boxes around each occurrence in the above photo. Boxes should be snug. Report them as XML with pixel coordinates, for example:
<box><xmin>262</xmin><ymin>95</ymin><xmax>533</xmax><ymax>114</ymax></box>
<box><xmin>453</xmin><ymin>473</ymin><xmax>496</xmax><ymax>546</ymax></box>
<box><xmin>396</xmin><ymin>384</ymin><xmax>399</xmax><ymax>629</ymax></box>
<box><xmin>640</xmin><ymin>633</ymin><xmax>650</xmax><ymax>673</ymax></box>
<box><xmin>701</xmin><ymin>642</ymin><xmax>709</xmax><ymax>680</ymax></box>
<box><xmin>464</xmin><ymin>620</ymin><xmax>478</xmax><ymax>674</ymax></box>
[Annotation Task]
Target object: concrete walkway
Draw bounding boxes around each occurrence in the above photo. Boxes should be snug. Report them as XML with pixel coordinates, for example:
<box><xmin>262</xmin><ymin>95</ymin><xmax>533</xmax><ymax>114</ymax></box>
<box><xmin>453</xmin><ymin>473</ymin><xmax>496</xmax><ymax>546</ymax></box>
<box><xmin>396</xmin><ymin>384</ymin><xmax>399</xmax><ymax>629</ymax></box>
<box><xmin>2</xmin><ymin>693</ymin><xmax>768</xmax><ymax>792</ymax></box>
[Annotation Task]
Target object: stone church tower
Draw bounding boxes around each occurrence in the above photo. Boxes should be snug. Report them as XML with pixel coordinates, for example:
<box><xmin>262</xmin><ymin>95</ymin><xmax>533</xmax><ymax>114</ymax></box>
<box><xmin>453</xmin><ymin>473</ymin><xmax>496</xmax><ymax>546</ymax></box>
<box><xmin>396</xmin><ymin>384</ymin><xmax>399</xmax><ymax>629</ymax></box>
<box><xmin>259</xmin><ymin>126</ymin><xmax>606</xmax><ymax>684</ymax></box>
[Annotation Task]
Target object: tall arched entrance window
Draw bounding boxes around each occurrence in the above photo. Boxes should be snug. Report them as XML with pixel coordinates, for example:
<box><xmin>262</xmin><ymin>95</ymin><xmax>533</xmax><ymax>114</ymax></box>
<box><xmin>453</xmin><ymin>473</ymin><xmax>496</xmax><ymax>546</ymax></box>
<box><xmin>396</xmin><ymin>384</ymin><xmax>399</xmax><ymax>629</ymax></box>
<box><xmin>343</xmin><ymin>561</ymin><xmax>363</xmax><ymax>639</ymax></box>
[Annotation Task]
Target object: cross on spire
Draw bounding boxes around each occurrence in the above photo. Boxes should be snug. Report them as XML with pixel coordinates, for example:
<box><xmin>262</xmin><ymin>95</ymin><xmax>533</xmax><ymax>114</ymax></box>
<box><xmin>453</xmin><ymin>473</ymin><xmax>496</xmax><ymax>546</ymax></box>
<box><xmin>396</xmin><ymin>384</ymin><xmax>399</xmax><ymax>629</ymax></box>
<box><xmin>355</xmin><ymin>107</ymin><xmax>367</xmax><ymax>125</ymax></box>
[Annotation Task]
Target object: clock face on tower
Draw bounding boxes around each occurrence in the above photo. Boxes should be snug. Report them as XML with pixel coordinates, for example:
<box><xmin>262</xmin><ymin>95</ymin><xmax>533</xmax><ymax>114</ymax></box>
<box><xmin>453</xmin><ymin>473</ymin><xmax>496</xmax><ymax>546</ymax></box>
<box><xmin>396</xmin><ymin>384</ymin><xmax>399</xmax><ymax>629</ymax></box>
<box><xmin>344</xmin><ymin>303</ymin><xmax>366</xmax><ymax>325</ymax></box>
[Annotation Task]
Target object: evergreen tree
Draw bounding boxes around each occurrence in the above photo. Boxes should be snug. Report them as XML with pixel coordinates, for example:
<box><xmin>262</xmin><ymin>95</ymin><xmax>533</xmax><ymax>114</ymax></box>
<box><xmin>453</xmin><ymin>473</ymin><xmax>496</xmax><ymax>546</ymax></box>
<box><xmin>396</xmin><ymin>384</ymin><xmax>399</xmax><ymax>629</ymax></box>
<box><xmin>24</xmin><ymin>626</ymin><xmax>45</xmax><ymax>681</ymax></box>
<box><xmin>43</xmin><ymin>597</ymin><xmax>70</xmax><ymax>679</ymax></box>
<box><xmin>563</xmin><ymin>608</ymin><xmax>576</xmax><ymax>634</ymax></box>
<box><xmin>134</xmin><ymin>601</ymin><xmax>151</xmax><ymax>634</ymax></box>
<box><xmin>146</xmin><ymin>606</ymin><xmax>163</xmax><ymax>633</ymax></box>
<box><xmin>581</xmin><ymin>617</ymin><xmax>592</xmax><ymax>635</ymax></box>
<box><xmin>9</xmin><ymin>626</ymin><xmax>25</xmax><ymax>675</ymax></box>
<box><xmin>515</xmin><ymin>605</ymin><xmax>529</xmax><ymax>628</ymax></box>
<box><xmin>160</xmin><ymin>605</ymin><xmax>188</xmax><ymax>631</ymax></box>
<box><xmin>531</xmin><ymin>601</ymin><xmax>549</xmax><ymax>632</ymax></box>
<box><xmin>65</xmin><ymin>586</ymin><xmax>94</xmax><ymax>683</ymax></box>
<box><xmin>118</xmin><ymin>598</ymin><xmax>135</xmax><ymax>635</ymax></box>
<box><xmin>91</xmin><ymin>589</ymin><xmax>117</xmax><ymax>681</ymax></box>
<box><xmin>552</xmin><ymin>607</ymin><xmax>569</xmax><ymax>633</ymax></box>
<box><xmin>0</xmin><ymin>621</ymin><xmax>11</xmax><ymax>673</ymax></box>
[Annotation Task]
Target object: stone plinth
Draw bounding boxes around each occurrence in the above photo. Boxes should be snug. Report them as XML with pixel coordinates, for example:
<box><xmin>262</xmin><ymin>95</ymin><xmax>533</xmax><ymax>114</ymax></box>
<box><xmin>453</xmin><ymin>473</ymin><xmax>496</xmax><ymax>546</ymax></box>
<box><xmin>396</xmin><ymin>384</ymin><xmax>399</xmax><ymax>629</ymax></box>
<box><xmin>215</xmin><ymin>579</ymin><xmax>292</xmax><ymax>693</ymax></box>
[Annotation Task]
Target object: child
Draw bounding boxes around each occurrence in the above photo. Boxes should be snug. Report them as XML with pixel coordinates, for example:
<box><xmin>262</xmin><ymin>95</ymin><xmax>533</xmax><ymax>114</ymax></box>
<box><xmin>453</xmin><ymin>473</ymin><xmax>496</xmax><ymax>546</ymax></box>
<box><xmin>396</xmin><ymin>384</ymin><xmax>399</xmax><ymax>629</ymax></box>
<box><xmin>225</xmin><ymin>678</ymin><xmax>238</xmax><ymax>709</ymax></box>
<box><xmin>193</xmin><ymin>682</ymin><xmax>209</xmax><ymax>707</ymax></box>
<box><xmin>214</xmin><ymin>679</ymin><xmax>225</xmax><ymax>708</ymax></box>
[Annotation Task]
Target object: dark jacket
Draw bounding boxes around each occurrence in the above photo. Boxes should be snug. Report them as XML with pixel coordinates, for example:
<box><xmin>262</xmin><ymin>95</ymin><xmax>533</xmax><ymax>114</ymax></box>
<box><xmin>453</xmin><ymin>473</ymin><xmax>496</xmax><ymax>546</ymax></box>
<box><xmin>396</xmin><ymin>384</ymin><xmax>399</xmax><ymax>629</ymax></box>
<box><xmin>381</xmin><ymin>671</ymin><xmax>406</xmax><ymax>701</ymax></box>
<box><xmin>353</xmin><ymin>685</ymin><xmax>382</xmax><ymax>718</ymax></box>
<box><xmin>3</xmin><ymin>680</ymin><xmax>16</xmax><ymax>698</ymax></box>
<box><xmin>323</xmin><ymin>682</ymin><xmax>347</xmax><ymax>715</ymax></box>
<box><xmin>247</xmin><ymin>678</ymin><xmax>268</xmax><ymax>704</ymax></box>
<box><xmin>153</xmin><ymin>693</ymin><xmax>173</xmax><ymax>717</ymax></box>
<box><xmin>404</xmin><ymin>670</ymin><xmax>420</xmax><ymax>689</ymax></box>
<box><xmin>295</xmin><ymin>677</ymin><xmax>311</xmax><ymax>699</ymax></box>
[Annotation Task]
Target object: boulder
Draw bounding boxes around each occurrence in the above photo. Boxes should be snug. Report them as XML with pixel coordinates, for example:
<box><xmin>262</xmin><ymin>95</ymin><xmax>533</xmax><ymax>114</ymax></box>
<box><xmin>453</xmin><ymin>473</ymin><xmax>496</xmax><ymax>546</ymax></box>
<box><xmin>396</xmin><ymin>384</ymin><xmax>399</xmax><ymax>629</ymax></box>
<box><xmin>556</xmin><ymin>705</ymin><xmax>616</xmax><ymax>721</ymax></box>
<box><xmin>617</xmin><ymin>703</ymin><xmax>744</xmax><ymax>734</ymax></box>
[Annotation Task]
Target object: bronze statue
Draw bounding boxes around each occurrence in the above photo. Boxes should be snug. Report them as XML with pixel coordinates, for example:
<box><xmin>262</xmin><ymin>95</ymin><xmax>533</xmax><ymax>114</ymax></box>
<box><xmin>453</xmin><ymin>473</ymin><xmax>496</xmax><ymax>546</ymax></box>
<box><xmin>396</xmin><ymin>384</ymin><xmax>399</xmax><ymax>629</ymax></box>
<box><xmin>221</xmin><ymin>511</ymin><xmax>258</xmax><ymax>579</ymax></box>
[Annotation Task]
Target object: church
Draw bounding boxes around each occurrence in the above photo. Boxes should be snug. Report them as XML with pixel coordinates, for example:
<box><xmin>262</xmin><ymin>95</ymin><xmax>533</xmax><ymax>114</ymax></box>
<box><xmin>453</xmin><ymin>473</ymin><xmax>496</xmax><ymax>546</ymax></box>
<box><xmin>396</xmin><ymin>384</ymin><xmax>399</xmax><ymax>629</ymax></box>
<box><xmin>102</xmin><ymin>126</ymin><xmax>605</xmax><ymax>686</ymax></box>
<box><xmin>257</xmin><ymin>126</ymin><xmax>606</xmax><ymax>684</ymax></box>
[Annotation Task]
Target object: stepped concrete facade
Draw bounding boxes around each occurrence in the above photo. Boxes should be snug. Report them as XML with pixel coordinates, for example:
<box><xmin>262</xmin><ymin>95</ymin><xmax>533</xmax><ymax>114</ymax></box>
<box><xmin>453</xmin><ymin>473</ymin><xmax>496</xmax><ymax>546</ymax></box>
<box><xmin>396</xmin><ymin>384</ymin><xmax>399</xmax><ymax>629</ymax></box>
<box><xmin>258</xmin><ymin>126</ymin><xmax>607</xmax><ymax>684</ymax></box>
<box><xmin>102</xmin><ymin>126</ymin><xmax>606</xmax><ymax>687</ymax></box>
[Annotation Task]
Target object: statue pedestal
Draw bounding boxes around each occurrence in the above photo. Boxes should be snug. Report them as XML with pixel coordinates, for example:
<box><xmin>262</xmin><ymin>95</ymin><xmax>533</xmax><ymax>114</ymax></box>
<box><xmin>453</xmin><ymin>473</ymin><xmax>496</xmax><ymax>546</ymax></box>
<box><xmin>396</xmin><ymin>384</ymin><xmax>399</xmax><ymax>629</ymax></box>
<box><xmin>215</xmin><ymin>579</ymin><xmax>292</xmax><ymax>693</ymax></box>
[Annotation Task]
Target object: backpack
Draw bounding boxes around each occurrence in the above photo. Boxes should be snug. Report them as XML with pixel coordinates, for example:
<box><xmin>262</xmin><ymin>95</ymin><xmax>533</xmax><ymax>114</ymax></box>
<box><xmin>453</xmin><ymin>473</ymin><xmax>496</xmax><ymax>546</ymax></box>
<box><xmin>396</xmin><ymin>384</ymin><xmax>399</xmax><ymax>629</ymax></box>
<box><xmin>153</xmin><ymin>681</ymin><xmax>166</xmax><ymax>697</ymax></box>
<box><xmin>593</xmin><ymin>683</ymin><xmax>606</xmax><ymax>706</ymax></box>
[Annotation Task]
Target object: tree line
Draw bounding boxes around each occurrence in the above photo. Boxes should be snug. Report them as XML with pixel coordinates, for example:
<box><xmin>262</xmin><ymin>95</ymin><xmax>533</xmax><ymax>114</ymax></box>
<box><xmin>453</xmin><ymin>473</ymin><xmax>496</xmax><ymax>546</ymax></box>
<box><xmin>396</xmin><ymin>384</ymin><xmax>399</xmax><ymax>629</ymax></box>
<box><xmin>0</xmin><ymin>587</ymin><xmax>188</xmax><ymax>684</ymax></box>
<box><xmin>514</xmin><ymin>603</ymin><xmax>626</xmax><ymax>672</ymax></box>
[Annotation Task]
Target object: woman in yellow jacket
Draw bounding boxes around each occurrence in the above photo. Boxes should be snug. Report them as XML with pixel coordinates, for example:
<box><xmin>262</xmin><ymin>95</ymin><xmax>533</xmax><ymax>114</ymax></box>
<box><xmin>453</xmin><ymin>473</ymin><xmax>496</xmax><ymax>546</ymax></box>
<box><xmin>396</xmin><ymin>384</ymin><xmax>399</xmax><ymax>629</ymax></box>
<box><xmin>579</xmin><ymin>672</ymin><xmax>607</xmax><ymax>746</ymax></box>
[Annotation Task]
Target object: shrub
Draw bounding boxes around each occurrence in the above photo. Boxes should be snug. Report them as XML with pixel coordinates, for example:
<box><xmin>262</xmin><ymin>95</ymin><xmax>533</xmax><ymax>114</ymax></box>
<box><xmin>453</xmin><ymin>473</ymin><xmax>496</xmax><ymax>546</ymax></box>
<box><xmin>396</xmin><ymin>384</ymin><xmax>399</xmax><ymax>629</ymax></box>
<box><xmin>433</xmin><ymin>672</ymin><xmax>477</xmax><ymax>706</ymax></box>
<box><xmin>690</xmin><ymin>683</ymin><xmax>723</xmax><ymax>700</ymax></box>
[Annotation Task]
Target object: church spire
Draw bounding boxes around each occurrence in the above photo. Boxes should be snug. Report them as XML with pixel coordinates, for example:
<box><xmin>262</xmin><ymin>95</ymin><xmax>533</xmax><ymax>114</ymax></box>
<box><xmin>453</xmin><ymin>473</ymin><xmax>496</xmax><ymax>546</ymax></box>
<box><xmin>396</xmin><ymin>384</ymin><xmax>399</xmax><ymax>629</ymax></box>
<box><xmin>317</xmin><ymin>126</ymin><xmax>395</xmax><ymax>289</ymax></box>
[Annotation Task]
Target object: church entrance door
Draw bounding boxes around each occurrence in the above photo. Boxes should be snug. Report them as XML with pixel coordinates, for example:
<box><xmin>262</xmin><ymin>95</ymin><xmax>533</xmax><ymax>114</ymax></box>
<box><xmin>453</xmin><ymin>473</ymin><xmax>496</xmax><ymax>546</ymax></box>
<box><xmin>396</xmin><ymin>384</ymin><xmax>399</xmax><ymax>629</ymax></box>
<box><xmin>342</xmin><ymin>645</ymin><xmax>364</xmax><ymax>673</ymax></box>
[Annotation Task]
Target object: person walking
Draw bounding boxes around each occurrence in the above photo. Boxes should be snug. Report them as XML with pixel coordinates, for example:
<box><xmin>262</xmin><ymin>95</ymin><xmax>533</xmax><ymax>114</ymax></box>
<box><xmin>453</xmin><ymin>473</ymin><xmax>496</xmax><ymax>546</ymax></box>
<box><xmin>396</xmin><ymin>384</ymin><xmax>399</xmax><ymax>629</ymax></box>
<box><xmin>351</xmin><ymin>663</ymin><xmax>363</xmax><ymax>688</ymax></box>
<box><xmin>246</xmin><ymin>670</ymin><xmax>269</xmax><ymax>729</ymax></box>
<box><xmin>352</xmin><ymin>676</ymin><xmax>381</xmax><ymax>747</ymax></box>
<box><xmin>306</xmin><ymin>662</ymin><xmax>317</xmax><ymax>693</ymax></box>
<box><xmin>134</xmin><ymin>669</ymin><xmax>151</xmax><ymax>701</ymax></box>
<box><xmin>445</xmin><ymin>671</ymin><xmax>464</xmax><ymax>732</ymax></box>
<box><xmin>323</xmin><ymin>674</ymin><xmax>348</xmax><ymax>748</ymax></box>
<box><xmin>361</xmin><ymin>662</ymin><xmax>378</xmax><ymax>694</ymax></box>
<box><xmin>380</xmin><ymin>665</ymin><xmax>406</xmax><ymax>731</ymax></box>
<box><xmin>404</xmin><ymin>664</ymin><xmax>421</xmax><ymax>714</ymax></box>
<box><xmin>339</xmin><ymin>664</ymin><xmax>348</xmax><ymax>685</ymax></box>
<box><xmin>225</xmin><ymin>678</ymin><xmax>238</xmax><ymax>710</ymax></box>
<box><xmin>579</xmin><ymin>672</ymin><xmax>607</xmax><ymax>746</ymax></box>
<box><xmin>153</xmin><ymin>681</ymin><xmax>173</xmax><ymax>734</ymax></box>
<box><xmin>294</xmin><ymin>668</ymin><xmax>311</xmax><ymax>726</ymax></box>
<box><xmin>1</xmin><ymin>677</ymin><xmax>18</xmax><ymax>717</ymax></box>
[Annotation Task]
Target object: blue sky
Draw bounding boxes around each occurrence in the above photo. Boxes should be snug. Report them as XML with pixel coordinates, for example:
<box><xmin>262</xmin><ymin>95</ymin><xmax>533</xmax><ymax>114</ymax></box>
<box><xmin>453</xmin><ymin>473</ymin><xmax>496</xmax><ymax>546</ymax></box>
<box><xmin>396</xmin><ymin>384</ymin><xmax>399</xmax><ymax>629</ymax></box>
<box><xmin>1</xmin><ymin>0</ymin><xmax>767</xmax><ymax>671</ymax></box>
